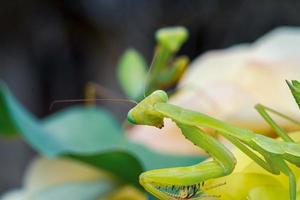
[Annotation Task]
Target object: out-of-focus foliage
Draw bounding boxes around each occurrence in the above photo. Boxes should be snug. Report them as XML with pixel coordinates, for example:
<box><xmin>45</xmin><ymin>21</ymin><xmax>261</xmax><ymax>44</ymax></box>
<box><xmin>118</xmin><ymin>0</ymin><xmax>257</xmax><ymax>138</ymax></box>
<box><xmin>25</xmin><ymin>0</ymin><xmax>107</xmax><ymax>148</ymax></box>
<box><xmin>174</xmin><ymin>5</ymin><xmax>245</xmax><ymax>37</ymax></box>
<box><xmin>117</xmin><ymin>26</ymin><xmax>189</xmax><ymax>101</ymax></box>
<box><xmin>0</xmin><ymin>81</ymin><xmax>143</xmax><ymax>187</ymax></box>
<box><xmin>287</xmin><ymin>80</ymin><xmax>300</xmax><ymax>109</ymax></box>
<box><xmin>117</xmin><ymin>49</ymin><xmax>148</xmax><ymax>100</ymax></box>
<box><xmin>0</xmin><ymin>81</ymin><xmax>203</xmax><ymax>199</ymax></box>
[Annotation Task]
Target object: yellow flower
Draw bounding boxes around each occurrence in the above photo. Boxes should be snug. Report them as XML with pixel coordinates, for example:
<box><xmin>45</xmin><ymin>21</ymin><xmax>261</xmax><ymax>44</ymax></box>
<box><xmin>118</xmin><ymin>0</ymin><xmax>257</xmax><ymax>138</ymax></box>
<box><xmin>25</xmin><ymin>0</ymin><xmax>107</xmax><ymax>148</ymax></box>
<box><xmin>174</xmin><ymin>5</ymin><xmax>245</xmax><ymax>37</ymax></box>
<box><xmin>203</xmin><ymin>131</ymin><xmax>300</xmax><ymax>200</ymax></box>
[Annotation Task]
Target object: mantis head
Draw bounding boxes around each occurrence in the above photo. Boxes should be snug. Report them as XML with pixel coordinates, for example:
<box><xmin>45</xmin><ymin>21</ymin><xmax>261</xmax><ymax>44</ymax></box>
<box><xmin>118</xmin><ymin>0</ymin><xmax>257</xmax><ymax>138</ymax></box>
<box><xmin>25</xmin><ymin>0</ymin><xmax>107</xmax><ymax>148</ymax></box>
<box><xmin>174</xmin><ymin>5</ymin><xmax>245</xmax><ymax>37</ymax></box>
<box><xmin>127</xmin><ymin>90</ymin><xmax>168</xmax><ymax>128</ymax></box>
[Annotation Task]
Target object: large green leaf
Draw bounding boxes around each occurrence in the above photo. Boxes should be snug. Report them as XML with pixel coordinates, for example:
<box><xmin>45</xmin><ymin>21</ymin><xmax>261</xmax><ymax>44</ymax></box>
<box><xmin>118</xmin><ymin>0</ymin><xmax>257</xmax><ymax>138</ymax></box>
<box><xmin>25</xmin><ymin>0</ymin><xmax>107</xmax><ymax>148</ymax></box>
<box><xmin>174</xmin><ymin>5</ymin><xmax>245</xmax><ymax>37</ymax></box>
<box><xmin>0</xmin><ymin>81</ymin><xmax>143</xmax><ymax>187</ymax></box>
<box><xmin>117</xmin><ymin>48</ymin><xmax>148</xmax><ymax>99</ymax></box>
<box><xmin>0</xmin><ymin>84</ymin><xmax>21</xmax><ymax>136</ymax></box>
<box><xmin>0</xmin><ymin>81</ymin><xmax>203</xmax><ymax>189</ymax></box>
<box><xmin>0</xmin><ymin>81</ymin><xmax>66</xmax><ymax>153</ymax></box>
<box><xmin>43</xmin><ymin>107</ymin><xmax>202</xmax><ymax>184</ymax></box>
<box><xmin>42</xmin><ymin>107</ymin><xmax>123</xmax><ymax>154</ymax></box>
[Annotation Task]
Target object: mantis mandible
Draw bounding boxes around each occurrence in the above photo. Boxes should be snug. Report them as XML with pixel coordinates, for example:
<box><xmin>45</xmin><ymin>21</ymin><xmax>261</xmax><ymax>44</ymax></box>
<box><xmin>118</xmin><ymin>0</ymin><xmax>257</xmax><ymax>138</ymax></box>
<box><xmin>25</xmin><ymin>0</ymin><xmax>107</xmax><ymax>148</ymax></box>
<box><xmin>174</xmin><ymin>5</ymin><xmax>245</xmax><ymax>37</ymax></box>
<box><xmin>127</xmin><ymin>80</ymin><xmax>300</xmax><ymax>200</ymax></box>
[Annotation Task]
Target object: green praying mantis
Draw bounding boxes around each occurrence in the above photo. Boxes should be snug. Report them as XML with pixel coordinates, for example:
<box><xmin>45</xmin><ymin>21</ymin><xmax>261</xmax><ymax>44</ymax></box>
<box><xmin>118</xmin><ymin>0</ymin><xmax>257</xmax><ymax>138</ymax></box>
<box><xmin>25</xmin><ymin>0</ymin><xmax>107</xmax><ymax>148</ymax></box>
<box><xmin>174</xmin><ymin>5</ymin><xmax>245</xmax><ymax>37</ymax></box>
<box><xmin>127</xmin><ymin>80</ymin><xmax>300</xmax><ymax>200</ymax></box>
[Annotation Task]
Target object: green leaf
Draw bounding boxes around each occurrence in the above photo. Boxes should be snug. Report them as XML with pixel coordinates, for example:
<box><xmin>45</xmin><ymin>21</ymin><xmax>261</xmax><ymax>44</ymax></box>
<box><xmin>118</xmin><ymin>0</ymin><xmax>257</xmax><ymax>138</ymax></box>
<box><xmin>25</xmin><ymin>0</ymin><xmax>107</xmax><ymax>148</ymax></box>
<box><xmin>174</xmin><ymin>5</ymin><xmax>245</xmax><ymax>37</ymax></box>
<box><xmin>0</xmin><ymin>81</ymin><xmax>203</xmax><ymax>189</ymax></box>
<box><xmin>43</xmin><ymin>107</ymin><xmax>123</xmax><ymax>154</ymax></box>
<box><xmin>117</xmin><ymin>49</ymin><xmax>148</xmax><ymax>99</ymax></box>
<box><xmin>156</xmin><ymin>27</ymin><xmax>188</xmax><ymax>52</ymax></box>
<box><xmin>0</xmin><ymin>84</ymin><xmax>20</xmax><ymax>136</ymax></box>
<box><xmin>0</xmin><ymin>81</ymin><xmax>142</xmax><ymax>187</ymax></box>
<box><xmin>126</xmin><ymin>142</ymin><xmax>202</xmax><ymax>171</ymax></box>
<box><xmin>43</xmin><ymin>108</ymin><xmax>144</xmax><ymax>187</ymax></box>
<box><xmin>43</xmin><ymin>107</ymin><xmax>203</xmax><ymax>184</ymax></box>
<box><xmin>30</xmin><ymin>181</ymin><xmax>114</xmax><ymax>200</ymax></box>
<box><xmin>0</xmin><ymin>81</ymin><xmax>65</xmax><ymax>152</ymax></box>
<box><xmin>287</xmin><ymin>80</ymin><xmax>300</xmax><ymax>109</ymax></box>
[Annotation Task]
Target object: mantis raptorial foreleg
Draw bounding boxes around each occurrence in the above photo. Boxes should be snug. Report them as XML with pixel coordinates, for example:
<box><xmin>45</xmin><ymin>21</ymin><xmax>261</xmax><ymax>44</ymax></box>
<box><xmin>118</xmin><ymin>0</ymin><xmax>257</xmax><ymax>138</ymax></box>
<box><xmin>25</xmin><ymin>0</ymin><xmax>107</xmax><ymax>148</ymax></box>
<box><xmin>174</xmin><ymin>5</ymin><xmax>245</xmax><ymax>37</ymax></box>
<box><xmin>140</xmin><ymin>123</ymin><xmax>235</xmax><ymax>199</ymax></box>
<box><xmin>127</xmin><ymin>90</ymin><xmax>300</xmax><ymax>200</ymax></box>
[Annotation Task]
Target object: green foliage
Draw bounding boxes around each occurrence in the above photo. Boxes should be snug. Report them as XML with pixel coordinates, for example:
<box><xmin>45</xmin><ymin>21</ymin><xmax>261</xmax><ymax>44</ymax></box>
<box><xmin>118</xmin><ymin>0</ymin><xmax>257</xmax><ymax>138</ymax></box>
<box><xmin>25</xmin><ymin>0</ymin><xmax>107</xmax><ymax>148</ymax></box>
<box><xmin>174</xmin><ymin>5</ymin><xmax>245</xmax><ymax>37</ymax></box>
<box><xmin>0</xmin><ymin>84</ymin><xmax>20</xmax><ymax>136</ymax></box>
<box><xmin>117</xmin><ymin>49</ymin><xmax>148</xmax><ymax>100</ymax></box>
<box><xmin>0</xmin><ymin>81</ymin><xmax>203</xmax><ymax>189</ymax></box>
<box><xmin>287</xmin><ymin>80</ymin><xmax>300</xmax><ymax>109</ymax></box>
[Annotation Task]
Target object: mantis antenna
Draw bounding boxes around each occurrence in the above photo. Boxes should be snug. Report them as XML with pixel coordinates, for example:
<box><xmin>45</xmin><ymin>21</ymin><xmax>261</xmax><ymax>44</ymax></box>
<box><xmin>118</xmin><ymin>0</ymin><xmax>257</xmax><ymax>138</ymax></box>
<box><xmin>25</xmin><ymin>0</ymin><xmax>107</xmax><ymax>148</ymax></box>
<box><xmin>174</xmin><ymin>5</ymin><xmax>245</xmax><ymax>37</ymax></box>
<box><xmin>49</xmin><ymin>98</ymin><xmax>137</xmax><ymax>110</ymax></box>
<box><xmin>50</xmin><ymin>81</ymin><xmax>138</xmax><ymax>110</ymax></box>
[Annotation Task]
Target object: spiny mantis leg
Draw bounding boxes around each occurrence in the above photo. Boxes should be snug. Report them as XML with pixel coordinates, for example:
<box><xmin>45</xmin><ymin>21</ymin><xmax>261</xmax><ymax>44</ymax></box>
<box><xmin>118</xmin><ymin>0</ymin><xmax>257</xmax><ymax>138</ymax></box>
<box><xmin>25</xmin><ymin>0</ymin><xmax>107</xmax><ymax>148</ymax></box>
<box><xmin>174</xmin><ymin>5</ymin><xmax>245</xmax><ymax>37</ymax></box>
<box><xmin>178</xmin><ymin>110</ymin><xmax>294</xmax><ymax>199</ymax></box>
<box><xmin>254</xmin><ymin>105</ymin><xmax>300</xmax><ymax>199</ymax></box>
<box><xmin>225</xmin><ymin>131</ymin><xmax>296</xmax><ymax>199</ymax></box>
<box><xmin>254</xmin><ymin>104</ymin><xmax>298</xmax><ymax>142</ymax></box>
<box><xmin>220</xmin><ymin>133</ymin><xmax>280</xmax><ymax>174</ymax></box>
<box><xmin>272</xmin><ymin>156</ymin><xmax>296</xmax><ymax>200</ymax></box>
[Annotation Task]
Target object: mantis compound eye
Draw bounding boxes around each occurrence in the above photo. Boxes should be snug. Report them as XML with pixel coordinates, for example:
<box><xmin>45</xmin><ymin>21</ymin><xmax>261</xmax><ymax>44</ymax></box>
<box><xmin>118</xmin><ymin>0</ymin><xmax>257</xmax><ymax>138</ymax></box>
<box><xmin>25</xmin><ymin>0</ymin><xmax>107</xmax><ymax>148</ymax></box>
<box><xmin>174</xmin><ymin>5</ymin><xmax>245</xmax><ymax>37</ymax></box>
<box><xmin>154</xmin><ymin>90</ymin><xmax>168</xmax><ymax>102</ymax></box>
<box><xmin>127</xmin><ymin>110</ymin><xmax>136</xmax><ymax>124</ymax></box>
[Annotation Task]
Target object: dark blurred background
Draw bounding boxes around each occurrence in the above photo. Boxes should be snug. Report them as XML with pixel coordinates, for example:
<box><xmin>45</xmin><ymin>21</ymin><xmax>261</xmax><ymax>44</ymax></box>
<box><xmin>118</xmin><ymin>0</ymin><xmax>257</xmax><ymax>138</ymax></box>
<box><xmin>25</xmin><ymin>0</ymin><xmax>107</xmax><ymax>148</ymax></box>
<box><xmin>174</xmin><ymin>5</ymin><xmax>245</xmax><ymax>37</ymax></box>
<box><xmin>1</xmin><ymin>0</ymin><xmax>300</xmax><ymax>193</ymax></box>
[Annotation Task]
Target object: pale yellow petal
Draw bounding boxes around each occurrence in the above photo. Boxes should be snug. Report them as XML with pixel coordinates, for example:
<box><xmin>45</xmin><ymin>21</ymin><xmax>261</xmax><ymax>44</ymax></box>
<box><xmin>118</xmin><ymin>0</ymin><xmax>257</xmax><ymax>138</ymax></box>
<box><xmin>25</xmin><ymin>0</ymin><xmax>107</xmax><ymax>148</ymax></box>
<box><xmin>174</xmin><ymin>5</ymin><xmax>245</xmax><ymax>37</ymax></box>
<box><xmin>24</xmin><ymin>157</ymin><xmax>114</xmax><ymax>195</ymax></box>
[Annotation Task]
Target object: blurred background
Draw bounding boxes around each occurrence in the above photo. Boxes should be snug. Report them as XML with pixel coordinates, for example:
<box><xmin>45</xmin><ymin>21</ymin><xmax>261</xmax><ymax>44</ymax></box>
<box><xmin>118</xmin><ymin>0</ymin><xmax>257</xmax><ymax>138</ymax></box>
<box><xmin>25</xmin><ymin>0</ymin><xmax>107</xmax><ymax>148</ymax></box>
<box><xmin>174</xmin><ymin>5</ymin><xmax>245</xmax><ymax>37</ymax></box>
<box><xmin>1</xmin><ymin>0</ymin><xmax>300</xmax><ymax>193</ymax></box>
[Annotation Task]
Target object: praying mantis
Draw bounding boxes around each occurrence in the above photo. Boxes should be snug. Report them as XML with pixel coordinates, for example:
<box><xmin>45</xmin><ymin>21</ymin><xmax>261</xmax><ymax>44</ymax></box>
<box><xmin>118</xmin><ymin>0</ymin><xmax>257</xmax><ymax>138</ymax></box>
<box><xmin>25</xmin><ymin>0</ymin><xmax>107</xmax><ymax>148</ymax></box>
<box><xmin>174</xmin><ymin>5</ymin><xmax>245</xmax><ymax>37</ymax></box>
<box><xmin>127</xmin><ymin>80</ymin><xmax>300</xmax><ymax>200</ymax></box>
